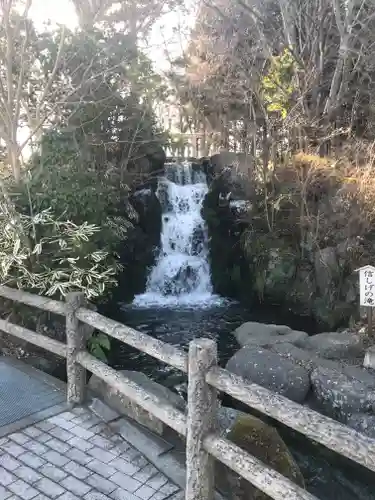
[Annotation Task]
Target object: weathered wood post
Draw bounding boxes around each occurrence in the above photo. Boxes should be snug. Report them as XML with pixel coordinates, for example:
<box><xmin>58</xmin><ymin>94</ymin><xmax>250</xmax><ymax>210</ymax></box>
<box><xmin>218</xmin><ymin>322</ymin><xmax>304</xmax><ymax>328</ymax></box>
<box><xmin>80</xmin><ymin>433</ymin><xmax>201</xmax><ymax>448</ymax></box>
<box><xmin>66</xmin><ymin>292</ymin><xmax>87</xmax><ymax>405</ymax></box>
<box><xmin>186</xmin><ymin>339</ymin><xmax>218</xmax><ymax>500</ymax></box>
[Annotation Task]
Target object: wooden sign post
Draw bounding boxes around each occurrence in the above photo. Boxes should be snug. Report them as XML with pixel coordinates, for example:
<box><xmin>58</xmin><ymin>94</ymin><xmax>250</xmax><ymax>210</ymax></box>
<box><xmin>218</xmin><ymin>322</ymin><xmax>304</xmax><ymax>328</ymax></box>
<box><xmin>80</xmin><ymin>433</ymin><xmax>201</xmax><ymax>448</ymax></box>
<box><xmin>356</xmin><ymin>265</ymin><xmax>375</xmax><ymax>335</ymax></box>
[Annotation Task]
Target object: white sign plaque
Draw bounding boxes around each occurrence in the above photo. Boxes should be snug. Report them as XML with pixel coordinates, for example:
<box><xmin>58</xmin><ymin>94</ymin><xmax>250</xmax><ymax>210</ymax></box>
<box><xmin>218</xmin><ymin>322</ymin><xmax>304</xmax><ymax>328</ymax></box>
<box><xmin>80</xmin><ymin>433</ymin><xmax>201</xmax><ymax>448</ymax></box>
<box><xmin>358</xmin><ymin>265</ymin><xmax>375</xmax><ymax>307</ymax></box>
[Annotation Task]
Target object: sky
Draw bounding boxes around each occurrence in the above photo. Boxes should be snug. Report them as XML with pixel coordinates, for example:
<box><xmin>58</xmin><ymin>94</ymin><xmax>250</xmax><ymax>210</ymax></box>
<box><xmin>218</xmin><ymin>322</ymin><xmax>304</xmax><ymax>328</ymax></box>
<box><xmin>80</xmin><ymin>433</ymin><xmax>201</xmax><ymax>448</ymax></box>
<box><xmin>29</xmin><ymin>0</ymin><xmax>198</xmax><ymax>73</ymax></box>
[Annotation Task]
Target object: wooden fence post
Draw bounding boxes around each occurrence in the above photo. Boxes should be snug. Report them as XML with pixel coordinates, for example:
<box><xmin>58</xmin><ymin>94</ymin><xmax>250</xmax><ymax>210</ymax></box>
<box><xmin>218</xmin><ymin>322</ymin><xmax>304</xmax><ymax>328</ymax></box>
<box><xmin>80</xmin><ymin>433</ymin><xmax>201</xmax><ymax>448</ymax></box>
<box><xmin>186</xmin><ymin>338</ymin><xmax>218</xmax><ymax>500</ymax></box>
<box><xmin>66</xmin><ymin>292</ymin><xmax>87</xmax><ymax>405</ymax></box>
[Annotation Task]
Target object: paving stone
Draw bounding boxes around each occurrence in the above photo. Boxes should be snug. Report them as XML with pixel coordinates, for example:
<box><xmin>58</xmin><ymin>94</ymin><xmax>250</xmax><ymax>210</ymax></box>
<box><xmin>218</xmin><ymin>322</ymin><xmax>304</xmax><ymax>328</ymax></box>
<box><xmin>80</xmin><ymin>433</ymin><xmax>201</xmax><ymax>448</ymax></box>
<box><xmin>69</xmin><ymin>425</ymin><xmax>94</xmax><ymax>440</ymax></box>
<box><xmin>0</xmin><ymin>406</ymin><xmax>181</xmax><ymax>500</ymax></box>
<box><xmin>111</xmin><ymin>488</ymin><xmax>139</xmax><ymax>500</ymax></box>
<box><xmin>19</xmin><ymin>452</ymin><xmax>46</xmax><ymax>469</ymax></box>
<box><xmin>57</xmin><ymin>493</ymin><xmax>80</xmax><ymax>500</ymax></box>
<box><xmin>68</xmin><ymin>437</ymin><xmax>94</xmax><ymax>452</ymax></box>
<box><xmin>9</xmin><ymin>433</ymin><xmax>30</xmax><ymax>446</ymax></box>
<box><xmin>123</xmin><ymin>447</ymin><xmax>142</xmax><ymax>462</ymax></box>
<box><xmin>71</xmin><ymin>413</ymin><xmax>93</xmax><ymax>425</ymax></box>
<box><xmin>45</xmin><ymin>437</ymin><xmax>70</xmax><ymax>454</ymax></box>
<box><xmin>65</xmin><ymin>448</ymin><xmax>92</xmax><ymax>466</ymax></box>
<box><xmin>61</xmin><ymin>475</ymin><xmax>92</xmax><ymax>496</ymax></box>
<box><xmin>24</xmin><ymin>440</ymin><xmax>49</xmax><ymax>455</ymax></box>
<box><xmin>88</xmin><ymin>447</ymin><xmax>117</xmax><ymax>463</ymax></box>
<box><xmin>8</xmin><ymin>478</ymin><xmax>39</xmax><ymax>499</ymax></box>
<box><xmin>44</xmin><ymin>450</ymin><xmax>70</xmax><ymax>467</ymax></box>
<box><xmin>23</xmin><ymin>427</ymin><xmax>43</xmax><ymax>439</ymax></box>
<box><xmin>35</xmin><ymin>477</ymin><xmax>66</xmax><ymax>498</ymax></box>
<box><xmin>0</xmin><ymin>442</ymin><xmax>25</xmax><ymax>458</ymax></box>
<box><xmin>159</xmin><ymin>483</ymin><xmax>179</xmax><ymax>496</ymax></box>
<box><xmin>35</xmin><ymin>421</ymin><xmax>55</xmax><ymax>432</ymax></box>
<box><xmin>0</xmin><ymin>454</ymin><xmax>21</xmax><ymax>471</ymax></box>
<box><xmin>145</xmin><ymin>474</ymin><xmax>168</xmax><ymax>490</ymax></box>
<box><xmin>148</xmin><ymin>493</ymin><xmax>166</xmax><ymax>500</ymax></box>
<box><xmin>135</xmin><ymin>485</ymin><xmax>155</xmax><ymax>500</ymax></box>
<box><xmin>35</xmin><ymin>432</ymin><xmax>53</xmax><ymax>444</ymax></box>
<box><xmin>39</xmin><ymin>463</ymin><xmax>68</xmax><ymax>482</ymax></box>
<box><xmin>64</xmin><ymin>460</ymin><xmax>91</xmax><ymax>480</ymax></box>
<box><xmin>131</xmin><ymin>456</ymin><xmax>148</xmax><ymax>469</ymax></box>
<box><xmin>87</xmin><ymin>459</ymin><xmax>117</xmax><ymax>478</ymax></box>
<box><xmin>90</xmin><ymin>423</ymin><xmax>111</xmax><ymax>435</ymax></box>
<box><xmin>58</xmin><ymin>411</ymin><xmax>76</xmax><ymax>421</ymax></box>
<box><xmin>14</xmin><ymin>465</ymin><xmax>42</xmax><ymax>484</ymax></box>
<box><xmin>48</xmin><ymin>415</ymin><xmax>76</xmax><ymax>430</ymax></box>
<box><xmin>109</xmin><ymin>458</ymin><xmax>140</xmax><ymax>476</ymax></box>
<box><xmin>0</xmin><ymin>467</ymin><xmax>16</xmax><ymax>486</ymax></box>
<box><xmin>0</xmin><ymin>485</ymin><xmax>12</xmax><ymax>499</ymax></box>
<box><xmin>86</xmin><ymin>474</ymin><xmax>117</xmax><ymax>494</ymax></box>
<box><xmin>91</xmin><ymin>435</ymin><xmax>116</xmax><ymax>450</ymax></box>
<box><xmin>111</xmin><ymin>472</ymin><xmax>142</xmax><ymax>492</ymax></box>
<box><xmin>133</xmin><ymin>465</ymin><xmax>159</xmax><ymax>483</ymax></box>
<box><xmin>48</xmin><ymin>426</ymin><xmax>75</xmax><ymax>442</ymax></box>
<box><xmin>72</xmin><ymin>407</ymin><xmax>89</xmax><ymax>416</ymax></box>
<box><xmin>84</xmin><ymin>492</ymin><xmax>112</xmax><ymax>500</ymax></box>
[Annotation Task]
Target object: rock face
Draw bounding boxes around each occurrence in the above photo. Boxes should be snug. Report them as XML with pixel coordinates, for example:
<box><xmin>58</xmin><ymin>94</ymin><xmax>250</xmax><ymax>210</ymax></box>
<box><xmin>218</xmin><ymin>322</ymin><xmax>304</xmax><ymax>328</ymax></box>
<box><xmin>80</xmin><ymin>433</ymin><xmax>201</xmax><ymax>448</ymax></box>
<box><xmin>310</xmin><ymin>366</ymin><xmax>375</xmax><ymax>420</ymax></box>
<box><xmin>117</xmin><ymin>188</ymin><xmax>162</xmax><ymax>301</ymax></box>
<box><xmin>346</xmin><ymin>413</ymin><xmax>375</xmax><ymax>439</ymax></box>
<box><xmin>314</xmin><ymin>247</ymin><xmax>339</xmax><ymax>294</ymax></box>
<box><xmin>234</xmin><ymin>322</ymin><xmax>308</xmax><ymax>348</ymax></box>
<box><xmin>88</xmin><ymin>370</ymin><xmax>185</xmax><ymax>435</ymax></box>
<box><xmin>226</xmin><ymin>346</ymin><xmax>310</xmax><ymax>403</ymax></box>
<box><xmin>215</xmin><ymin>407</ymin><xmax>304</xmax><ymax>500</ymax></box>
<box><xmin>296</xmin><ymin>331</ymin><xmax>365</xmax><ymax>360</ymax></box>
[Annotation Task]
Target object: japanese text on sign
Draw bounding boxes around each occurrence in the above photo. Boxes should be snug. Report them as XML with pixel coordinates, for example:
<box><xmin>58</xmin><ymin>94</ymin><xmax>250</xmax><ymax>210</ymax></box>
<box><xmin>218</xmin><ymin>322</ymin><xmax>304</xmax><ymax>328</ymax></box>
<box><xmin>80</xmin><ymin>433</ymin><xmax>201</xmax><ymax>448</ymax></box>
<box><xmin>359</xmin><ymin>268</ymin><xmax>375</xmax><ymax>307</ymax></box>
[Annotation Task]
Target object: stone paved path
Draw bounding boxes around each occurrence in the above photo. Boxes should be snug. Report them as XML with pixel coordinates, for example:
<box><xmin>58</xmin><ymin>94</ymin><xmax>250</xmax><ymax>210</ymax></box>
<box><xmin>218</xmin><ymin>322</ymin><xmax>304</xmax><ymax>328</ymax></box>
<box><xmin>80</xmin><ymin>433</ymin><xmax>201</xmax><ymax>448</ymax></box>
<box><xmin>0</xmin><ymin>407</ymin><xmax>182</xmax><ymax>500</ymax></box>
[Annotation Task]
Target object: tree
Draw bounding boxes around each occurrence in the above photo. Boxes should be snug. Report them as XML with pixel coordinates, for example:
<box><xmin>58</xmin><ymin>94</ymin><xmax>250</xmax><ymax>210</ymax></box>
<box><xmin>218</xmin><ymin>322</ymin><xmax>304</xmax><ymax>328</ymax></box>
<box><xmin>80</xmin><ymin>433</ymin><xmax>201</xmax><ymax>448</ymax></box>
<box><xmin>0</xmin><ymin>0</ymin><xmax>174</xmax><ymax>303</ymax></box>
<box><xmin>174</xmin><ymin>0</ymin><xmax>375</xmax><ymax>154</ymax></box>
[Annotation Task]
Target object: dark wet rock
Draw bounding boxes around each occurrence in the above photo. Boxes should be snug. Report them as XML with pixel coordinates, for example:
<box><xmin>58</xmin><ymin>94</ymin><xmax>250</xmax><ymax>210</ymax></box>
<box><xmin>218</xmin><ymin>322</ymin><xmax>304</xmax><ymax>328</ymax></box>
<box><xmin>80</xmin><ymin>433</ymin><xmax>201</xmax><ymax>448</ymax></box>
<box><xmin>310</xmin><ymin>366</ymin><xmax>375</xmax><ymax>421</ymax></box>
<box><xmin>296</xmin><ymin>331</ymin><xmax>365</xmax><ymax>360</ymax></box>
<box><xmin>226</xmin><ymin>345</ymin><xmax>310</xmax><ymax>403</ymax></box>
<box><xmin>346</xmin><ymin>413</ymin><xmax>375</xmax><ymax>439</ymax></box>
<box><xmin>234</xmin><ymin>321</ymin><xmax>308</xmax><ymax>348</ymax></box>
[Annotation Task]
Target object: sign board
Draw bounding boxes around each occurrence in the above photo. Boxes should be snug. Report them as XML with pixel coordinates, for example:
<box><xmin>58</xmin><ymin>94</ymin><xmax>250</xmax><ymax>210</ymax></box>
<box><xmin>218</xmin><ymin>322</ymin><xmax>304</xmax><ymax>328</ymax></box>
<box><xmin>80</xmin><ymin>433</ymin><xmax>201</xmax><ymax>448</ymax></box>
<box><xmin>357</xmin><ymin>265</ymin><xmax>375</xmax><ymax>307</ymax></box>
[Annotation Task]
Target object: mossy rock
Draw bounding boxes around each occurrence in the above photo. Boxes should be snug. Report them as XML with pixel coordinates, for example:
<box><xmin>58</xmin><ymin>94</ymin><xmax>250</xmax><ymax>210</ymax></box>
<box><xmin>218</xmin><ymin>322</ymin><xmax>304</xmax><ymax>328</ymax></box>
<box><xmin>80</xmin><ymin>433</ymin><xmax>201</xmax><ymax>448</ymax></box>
<box><xmin>216</xmin><ymin>408</ymin><xmax>304</xmax><ymax>500</ymax></box>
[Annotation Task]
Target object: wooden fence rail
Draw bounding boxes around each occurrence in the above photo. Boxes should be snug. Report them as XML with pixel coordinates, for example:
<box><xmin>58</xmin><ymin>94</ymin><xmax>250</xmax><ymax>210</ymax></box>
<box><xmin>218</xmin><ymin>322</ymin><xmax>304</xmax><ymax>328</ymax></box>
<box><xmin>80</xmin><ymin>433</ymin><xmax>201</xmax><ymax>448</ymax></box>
<box><xmin>1</xmin><ymin>285</ymin><xmax>375</xmax><ymax>500</ymax></box>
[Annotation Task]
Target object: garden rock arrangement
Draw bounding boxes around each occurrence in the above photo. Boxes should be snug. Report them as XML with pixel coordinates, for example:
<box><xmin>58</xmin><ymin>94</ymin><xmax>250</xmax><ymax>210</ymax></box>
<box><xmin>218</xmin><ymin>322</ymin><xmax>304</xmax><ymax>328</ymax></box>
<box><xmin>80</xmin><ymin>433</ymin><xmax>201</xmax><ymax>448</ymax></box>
<box><xmin>226</xmin><ymin>345</ymin><xmax>310</xmax><ymax>403</ymax></box>
<box><xmin>227</xmin><ymin>321</ymin><xmax>375</xmax><ymax>438</ymax></box>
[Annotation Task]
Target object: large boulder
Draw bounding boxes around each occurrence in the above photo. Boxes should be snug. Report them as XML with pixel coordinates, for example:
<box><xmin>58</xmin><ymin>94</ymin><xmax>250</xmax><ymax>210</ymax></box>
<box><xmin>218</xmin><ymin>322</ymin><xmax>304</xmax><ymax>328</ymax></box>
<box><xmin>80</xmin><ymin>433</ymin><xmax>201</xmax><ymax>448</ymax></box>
<box><xmin>296</xmin><ymin>331</ymin><xmax>365</xmax><ymax>360</ymax></box>
<box><xmin>234</xmin><ymin>322</ymin><xmax>308</xmax><ymax>348</ymax></box>
<box><xmin>346</xmin><ymin>413</ymin><xmax>375</xmax><ymax>439</ymax></box>
<box><xmin>215</xmin><ymin>407</ymin><xmax>304</xmax><ymax>500</ymax></box>
<box><xmin>226</xmin><ymin>346</ymin><xmax>310</xmax><ymax>403</ymax></box>
<box><xmin>310</xmin><ymin>366</ymin><xmax>375</xmax><ymax>421</ymax></box>
<box><xmin>88</xmin><ymin>370</ymin><xmax>185</xmax><ymax>435</ymax></box>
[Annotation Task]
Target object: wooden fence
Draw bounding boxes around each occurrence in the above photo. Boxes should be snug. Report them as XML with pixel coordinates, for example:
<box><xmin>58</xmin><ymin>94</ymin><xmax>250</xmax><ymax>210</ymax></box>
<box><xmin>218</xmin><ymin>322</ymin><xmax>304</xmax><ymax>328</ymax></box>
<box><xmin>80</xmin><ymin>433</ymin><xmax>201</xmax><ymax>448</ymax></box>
<box><xmin>1</xmin><ymin>285</ymin><xmax>375</xmax><ymax>500</ymax></box>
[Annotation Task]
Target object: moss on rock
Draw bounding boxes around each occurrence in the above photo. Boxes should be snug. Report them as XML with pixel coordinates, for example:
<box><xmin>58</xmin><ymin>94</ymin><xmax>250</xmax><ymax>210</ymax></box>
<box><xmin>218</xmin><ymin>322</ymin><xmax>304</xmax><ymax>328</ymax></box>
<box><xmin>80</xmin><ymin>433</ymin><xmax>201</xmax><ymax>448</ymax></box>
<box><xmin>216</xmin><ymin>408</ymin><xmax>304</xmax><ymax>500</ymax></box>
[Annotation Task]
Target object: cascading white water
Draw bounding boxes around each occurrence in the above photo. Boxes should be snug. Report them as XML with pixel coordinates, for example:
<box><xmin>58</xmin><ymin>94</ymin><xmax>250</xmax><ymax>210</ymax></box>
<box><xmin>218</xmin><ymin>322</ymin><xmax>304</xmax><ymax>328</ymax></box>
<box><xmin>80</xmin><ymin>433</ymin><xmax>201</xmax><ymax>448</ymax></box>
<box><xmin>133</xmin><ymin>162</ymin><xmax>222</xmax><ymax>307</ymax></box>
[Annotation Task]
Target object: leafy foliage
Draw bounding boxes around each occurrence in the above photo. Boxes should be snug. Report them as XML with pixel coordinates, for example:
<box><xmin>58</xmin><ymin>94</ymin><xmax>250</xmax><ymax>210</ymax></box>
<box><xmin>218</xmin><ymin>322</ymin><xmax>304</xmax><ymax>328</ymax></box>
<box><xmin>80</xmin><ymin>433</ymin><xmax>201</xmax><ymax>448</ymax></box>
<box><xmin>262</xmin><ymin>49</ymin><xmax>295</xmax><ymax>120</ymax></box>
<box><xmin>0</xmin><ymin>1</ymin><xmax>169</xmax><ymax>309</ymax></box>
<box><xmin>0</xmin><ymin>202</ymin><xmax>120</xmax><ymax>299</ymax></box>
<box><xmin>88</xmin><ymin>332</ymin><xmax>111</xmax><ymax>362</ymax></box>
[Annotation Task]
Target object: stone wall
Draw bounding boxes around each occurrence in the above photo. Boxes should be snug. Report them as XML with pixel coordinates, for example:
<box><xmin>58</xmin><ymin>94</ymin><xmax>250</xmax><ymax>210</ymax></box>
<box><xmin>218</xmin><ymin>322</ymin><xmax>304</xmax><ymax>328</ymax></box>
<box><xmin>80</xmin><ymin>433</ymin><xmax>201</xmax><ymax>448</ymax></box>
<box><xmin>200</xmin><ymin>151</ymin><xmax>363</xmax><ymax>328</ymax></box>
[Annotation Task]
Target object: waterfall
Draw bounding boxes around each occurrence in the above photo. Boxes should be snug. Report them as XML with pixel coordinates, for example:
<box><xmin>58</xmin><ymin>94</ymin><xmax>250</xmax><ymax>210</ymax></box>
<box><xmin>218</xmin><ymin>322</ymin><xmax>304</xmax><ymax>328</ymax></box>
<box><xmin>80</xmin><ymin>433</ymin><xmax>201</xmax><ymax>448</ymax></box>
<box><xmin>133</xmin><ymin>162</ymin><xmax>222</xmax><ymax>307</ymax></box>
